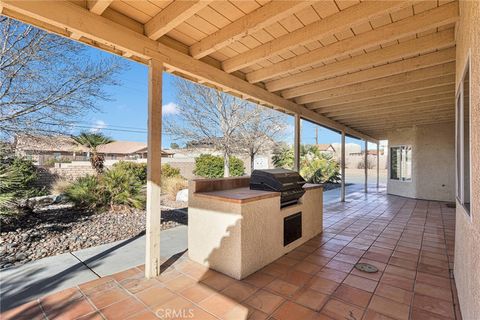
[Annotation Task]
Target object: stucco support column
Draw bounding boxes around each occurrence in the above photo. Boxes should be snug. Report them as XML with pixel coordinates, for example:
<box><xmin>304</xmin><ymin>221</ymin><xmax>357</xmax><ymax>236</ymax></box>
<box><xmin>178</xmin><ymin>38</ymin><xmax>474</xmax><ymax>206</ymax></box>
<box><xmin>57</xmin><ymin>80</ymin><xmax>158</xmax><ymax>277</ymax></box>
<box><xmin>376</xmin><ymin>143</ymin><xmax>380</xmax><ymax>188</ymax></box>
<box><xmin>294</xmin><ymin>114</ymin><xmax>301</xmax><ymax>172</ymax></box>
<box><xmin>145</xmin><ymin>58</ymin><xmax>163</xmax><ymax>278</ymax></box>
<box><xmin>364</xmin><ymin>139</ymin><xmax>368</xmax><ymax>193</ymax></box>
<box><xmin>341</xmin><ymin>130</ymin><xmax>346</xmax><ymax>202</ymax></box>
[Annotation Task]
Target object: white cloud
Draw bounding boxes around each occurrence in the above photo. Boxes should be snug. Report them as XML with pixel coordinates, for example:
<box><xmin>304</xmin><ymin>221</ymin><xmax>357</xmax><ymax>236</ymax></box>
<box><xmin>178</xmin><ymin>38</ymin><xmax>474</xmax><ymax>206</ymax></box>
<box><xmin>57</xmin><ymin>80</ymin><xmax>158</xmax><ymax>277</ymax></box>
<box><xmin>163</xmin><ymin>102</ymin><xmax>179</xmax><ymax>115</ymax></box>
<box><xmin>90</xmin><ymin>120</ymin><xmax>106</xmax><ymax>133</ymax></box>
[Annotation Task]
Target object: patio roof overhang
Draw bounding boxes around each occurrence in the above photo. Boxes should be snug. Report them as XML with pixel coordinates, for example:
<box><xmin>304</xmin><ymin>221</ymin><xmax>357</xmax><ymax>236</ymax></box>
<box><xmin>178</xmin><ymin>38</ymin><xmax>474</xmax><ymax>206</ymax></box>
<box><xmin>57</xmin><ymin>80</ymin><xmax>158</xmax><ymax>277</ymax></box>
<box><xmin>1</xmin><ymin>0</ymin><xmax>458</xmax><ymax>142</ymax></box>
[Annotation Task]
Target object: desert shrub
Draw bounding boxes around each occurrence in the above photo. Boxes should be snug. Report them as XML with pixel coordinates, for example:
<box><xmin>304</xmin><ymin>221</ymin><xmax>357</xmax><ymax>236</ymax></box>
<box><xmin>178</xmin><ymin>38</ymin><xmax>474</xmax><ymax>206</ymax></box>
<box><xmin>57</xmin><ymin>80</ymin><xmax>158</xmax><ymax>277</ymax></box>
<box><xmin>51</xmin><ymin>179</ymin><xmax>72</xmax><ymax>195</ymax></box>
<box><xmin>193</xmin><ymin>154</ymin><xmax>244</xmax><ymax>178</ymax></box>
<box><xmin>162</xmin><ymin>176</ymin><xmax>188</xmax><ymax>200</ymax></box>
<box><xmin>9</xmin><ymin>158</ymin><xmax>38</xmax><ymax>188</ymax></box>
<box><xmin>162</xmin><ymin>163</ymin><xmax>181</xmax><ymax>178</ymax></box>
<box><xmin>0</xmin><ymin>157</ymin><xmax>45</xmax><ymax>214</ymax></box>
<box><xmin>112</xmin><ymin>161</ymin><xmax>147</xmax><ymax>184</ymax></box>
<box><xmin>272</xmin><ymin>145</ymin><xmax>341</xmax><ymax>184</ymax></box>
<box><xmin>64</xmin><ymin>175</ymin><xmax>102</xmax><ymax>209</ymax></box>
<box><xmin>272</xmin><ymin>145</ymin><xmax>294</xmax><ymax>170</ymax></box>
<box><xmin>111</xmin><ymin>161</ymin><xmax>181</xmax><ymax>183</ymax></box>
<box><xmin>300</xmin><ymin>158</ymin><xmax>341</xmax><ymax>184</ymax></box>
<box><xmin>103</xmin><ymin>167</ymin><xmax>145</xmax><ymax>209</ymax></box>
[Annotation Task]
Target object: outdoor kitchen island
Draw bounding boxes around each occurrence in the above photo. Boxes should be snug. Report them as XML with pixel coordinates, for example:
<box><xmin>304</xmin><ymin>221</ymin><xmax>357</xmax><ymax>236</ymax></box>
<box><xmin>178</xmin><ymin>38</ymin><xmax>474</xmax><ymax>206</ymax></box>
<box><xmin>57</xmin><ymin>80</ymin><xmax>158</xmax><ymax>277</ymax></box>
<box><xmin>188</xmin><ymin>175</ymin><xmax>323</xmax><ymax>280</ymax></box>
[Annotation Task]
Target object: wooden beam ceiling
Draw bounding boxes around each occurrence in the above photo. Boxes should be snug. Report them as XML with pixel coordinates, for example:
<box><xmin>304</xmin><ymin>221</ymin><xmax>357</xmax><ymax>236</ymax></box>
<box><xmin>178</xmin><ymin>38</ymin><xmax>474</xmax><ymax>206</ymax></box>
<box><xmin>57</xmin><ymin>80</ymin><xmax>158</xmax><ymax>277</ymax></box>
<box><xmin>246</xmin><ymin>2</ymin><xmax>458</xmax><ymax>84</ymax></box>
<box><xmin>221</xmin><ymin>0</ymin><xmax>410</xmax><ymax>73</ymax></box>
<box><xmin>87</xmin><ymin>0</ymin><xmax>113</xmax><ymax>15</ymax></box>
<box><xmin>266</xmin><ymin>29</ymin><xmax>455</xmax><ymax>92</ymax></box>
<box><xmin>331</xmin><ymin>104</ymin><xmax>454</xmax><ymax>121</ymax></box>
<box><xmin>0</xmin><ymin>0</ymin><xmax>378</xmax><ymax>143</ymax></box>
<box><xmin>323</xmin><ymin>98</ymin><xmax>454</xmax><ymax>117</ymax></box>
<box><xmin>145</xmin><ymin>1</ymin><xmax>212</xmax><ymax>40</ymax></box>
<box><xmin>312</xmin><ymin>88</ymin><xmax>455</xmax><ymax>111</ymax></box>
<box><xmin>316</xmin><ymin>91</ymin><xmax>455</xmax><ymax>114</ymax></box>
<box><xmin>189</xmin><ymin>1</ymin><xmax>311</xmax><ymax>59</ymax></box>
<box><xmin>295</xmin><ymin>62</ymin><xmax>455</xmax><ymax>104</ymax></box>
<box><xmin>281</xmin><ymin>48</ymin><xmax>456</xmax><ymax>99</ymax></box>
<box><xmin>351</xmin><ymin>115</ymin><xmax>454</xmax><ymax>129</ymax></box>
<box><xmin>309</xmin><ymin>75</ymin><xmax>455</xmax><ymax>108</ymax></box>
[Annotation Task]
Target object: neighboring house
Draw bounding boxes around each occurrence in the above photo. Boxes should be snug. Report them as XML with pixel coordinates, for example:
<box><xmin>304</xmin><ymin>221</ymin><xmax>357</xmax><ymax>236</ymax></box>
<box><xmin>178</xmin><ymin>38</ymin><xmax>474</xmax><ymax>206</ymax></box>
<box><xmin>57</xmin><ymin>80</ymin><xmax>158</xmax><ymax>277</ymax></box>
<box><xmin>315</xmin><ymin>143</ymin><xmax>336</xmax><ymax>155</ymax></box>
<box><xmin>15</xmin><ymin>135</ymin><xmax>89</xmax><ymax>164</ymax></box>
<box><xmin>97</xmin><ymin>141</ymin><xmax>174</xmax><ymax>160</ymax></box>
<box><xmin>14</xmin><ymin>135</ymin><xmax>173</xmax><ymax>165</ymax></box>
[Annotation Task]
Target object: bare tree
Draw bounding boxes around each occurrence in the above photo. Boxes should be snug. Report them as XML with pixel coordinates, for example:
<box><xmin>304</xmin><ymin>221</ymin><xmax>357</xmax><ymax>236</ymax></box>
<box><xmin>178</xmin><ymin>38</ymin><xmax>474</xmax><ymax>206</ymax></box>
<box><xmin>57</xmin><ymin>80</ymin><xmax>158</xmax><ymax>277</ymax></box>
<box><xmin>238</xmin><ymin>107</ymin><xmax>288</xmax><ymax>172</ymax></box>
<box><xmin>166</xmin><ymin>78</ymin><xmax>290</xmax><ymax>177</ymax></box>
<box><xmin>0</xmin><ymin>17</ymin><xmax>124</xmax><ymax>139</ymax></box>
<box><xmin>165</xmin><ymin>78</ymin><xmax>258</xmax><ymax>177</ymax></box>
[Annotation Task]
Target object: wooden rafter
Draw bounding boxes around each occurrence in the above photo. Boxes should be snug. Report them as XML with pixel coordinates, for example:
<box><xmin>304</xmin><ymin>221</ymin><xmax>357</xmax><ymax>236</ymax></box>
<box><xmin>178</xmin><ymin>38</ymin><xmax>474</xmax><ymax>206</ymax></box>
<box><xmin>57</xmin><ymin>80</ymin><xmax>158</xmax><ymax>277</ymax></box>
<box><xmin>361</xmin><ymin>119</ymin><xmax>454</xmax><ymax>134</ymax></box>
<box><xmin>295</xmin><ymin>62</ymin><xmax>455</xmax><ymax>104</ymax></box>
<box><xmin>221</xmin><ymin>1</ymin><xmax>410</xmax><ymax>73</ymax></box>
<box><xmin>281</xmin><ymin>48</ymin><xmax>456</xmax><ymax>99</ymax></box>
<box><xmin>87</xmin><ymin>0</ymin><xmax>113</xmax><ymax>15</ymax></box>
<box><xmin>145</xmin><ymin>1</ymin><xmax>212</xmax><ymax>40</ymax></box>
<box><xmin>246</xmin><ymin>2</ymin><xmax>458</xmax><ymax>83</ymax></box>
<box><xmin>309</xmin><ymin>75</ymin><xmax>455</xmax><ymax>108</ymax></box>
<box><xmin>266</xmin><ymin>29</ymin><xmax>455</xmax><ymax>92</ymax></box>
<box><xmin>189</xmin><ymin>1</ymin><xmax>312</xmax><ymax>59</ymax></box>
<box><xmin>311</xmin><ymin>87</ymin><xmax>455</xmax><ymax>111</ymax></box>
<box><xmin>323</xmin><ymin>98</ymin><xmax>454</xmax><ymax>118</ymax></box>
<box><xmin>349</xmin><ymin>114</ymin><xmax>455</xmax><ymax>128</ymax></box>
<box><xmin>331</xmin><ymin>104</ymin><xmax>453</xmax><ymax>121</ymax></box>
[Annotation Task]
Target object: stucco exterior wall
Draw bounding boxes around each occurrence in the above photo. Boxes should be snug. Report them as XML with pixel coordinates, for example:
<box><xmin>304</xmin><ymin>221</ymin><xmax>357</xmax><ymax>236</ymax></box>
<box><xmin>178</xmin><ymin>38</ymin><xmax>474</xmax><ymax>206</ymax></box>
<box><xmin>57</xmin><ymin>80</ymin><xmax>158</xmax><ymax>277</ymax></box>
<box><xmin>386</xmin><ymin>123</ymin><xmax>455</xmax><ymax>202</ymax></box>
<box><xmin>454</xmin><ymin>1</ymin><xmax>480</xmax><ymax>319</ymax></box>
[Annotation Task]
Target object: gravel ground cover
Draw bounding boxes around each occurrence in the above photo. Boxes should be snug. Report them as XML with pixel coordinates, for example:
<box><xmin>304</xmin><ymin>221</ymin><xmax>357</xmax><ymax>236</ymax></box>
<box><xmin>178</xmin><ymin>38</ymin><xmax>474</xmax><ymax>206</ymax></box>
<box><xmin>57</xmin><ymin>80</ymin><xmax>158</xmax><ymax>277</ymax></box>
<box><xmin>0</xmin><ymin>200</ymin><xmax>187</xmax><ymax>269</ymax></box>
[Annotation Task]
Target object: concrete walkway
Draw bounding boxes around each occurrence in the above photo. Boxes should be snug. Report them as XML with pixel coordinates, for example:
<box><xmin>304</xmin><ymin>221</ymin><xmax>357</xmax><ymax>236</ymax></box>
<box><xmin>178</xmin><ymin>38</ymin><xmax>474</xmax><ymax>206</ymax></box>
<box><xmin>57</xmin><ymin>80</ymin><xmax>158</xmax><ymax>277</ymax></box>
<box><xmin>0</xmin><ymin>183</ymin><xmax>382</xmax><ymax>311</ymax></box>
<box><xmin>0</xmin><ymin>225</ymin><xmax>187</xmax><ymax>311</ymax></box>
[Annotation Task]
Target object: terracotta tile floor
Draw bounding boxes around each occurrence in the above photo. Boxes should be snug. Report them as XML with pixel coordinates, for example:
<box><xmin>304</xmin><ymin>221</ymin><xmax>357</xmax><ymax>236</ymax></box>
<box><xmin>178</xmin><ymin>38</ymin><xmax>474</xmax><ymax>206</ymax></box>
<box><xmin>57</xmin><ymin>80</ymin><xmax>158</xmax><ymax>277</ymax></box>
<box><xmin>2</xmin><ymin>189</ymin><xmax>463</xmax><ymax>319</ymax></box>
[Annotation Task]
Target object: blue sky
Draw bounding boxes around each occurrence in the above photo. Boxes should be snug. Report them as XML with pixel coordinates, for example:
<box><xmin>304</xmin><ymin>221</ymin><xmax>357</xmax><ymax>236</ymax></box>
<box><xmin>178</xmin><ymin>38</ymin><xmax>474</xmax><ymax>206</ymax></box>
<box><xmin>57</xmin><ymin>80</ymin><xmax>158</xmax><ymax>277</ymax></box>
<box><xmin>82</xmin><ymin>47</ymin><xmax>374</xmax><ymax>150</ymax></box>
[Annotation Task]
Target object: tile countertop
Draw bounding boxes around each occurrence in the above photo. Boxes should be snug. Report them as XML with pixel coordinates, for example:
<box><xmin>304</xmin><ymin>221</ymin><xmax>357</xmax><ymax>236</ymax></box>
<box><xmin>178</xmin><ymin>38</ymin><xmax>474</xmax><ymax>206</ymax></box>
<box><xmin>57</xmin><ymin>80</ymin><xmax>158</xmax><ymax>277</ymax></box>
<box><xmin>193</xmin><ymin>184</ymin><xmax>323</xmax><ymax>204</ymax></box>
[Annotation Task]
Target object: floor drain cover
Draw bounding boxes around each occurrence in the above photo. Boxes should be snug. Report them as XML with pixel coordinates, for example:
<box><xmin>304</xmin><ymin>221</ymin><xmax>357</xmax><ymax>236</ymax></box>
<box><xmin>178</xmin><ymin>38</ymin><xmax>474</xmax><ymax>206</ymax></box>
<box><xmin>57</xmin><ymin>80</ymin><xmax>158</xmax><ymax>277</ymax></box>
<box><xmin>354</xmin><ymin>263</ymin><xmax>378</xmax><ymax>273</ymax></box>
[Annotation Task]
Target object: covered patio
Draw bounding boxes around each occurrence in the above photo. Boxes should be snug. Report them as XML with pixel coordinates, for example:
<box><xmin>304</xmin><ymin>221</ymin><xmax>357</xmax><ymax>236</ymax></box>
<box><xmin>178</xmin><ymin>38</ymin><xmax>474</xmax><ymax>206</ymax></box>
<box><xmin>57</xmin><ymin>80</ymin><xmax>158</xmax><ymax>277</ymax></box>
<box><xmin>1</xmin><ymin>186</ymin><xmax>461</xmax><ymax>320</ymax></box>
<box><xmin>0</xmin><ymin>0</ymin><xmax>478</xmax><ymax>319</ymax></box>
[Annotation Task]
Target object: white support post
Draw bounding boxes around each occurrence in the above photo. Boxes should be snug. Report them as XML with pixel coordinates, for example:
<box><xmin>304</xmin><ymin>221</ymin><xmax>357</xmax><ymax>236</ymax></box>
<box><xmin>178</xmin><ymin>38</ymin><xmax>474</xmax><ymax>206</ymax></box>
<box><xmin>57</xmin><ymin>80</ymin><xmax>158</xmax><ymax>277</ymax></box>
<box><xmin>364</xmin><ymin>139</ymin><xmax>368</xmax><ymax>193</ymax></box>
<box><xmin>376</xmin><ymin>143</ymin><xmax>380</xmax><ymax>188</ymax></box>
<box><xmin>341</xmin><ymin>130</ymin><xmax>346</xmax><ymax>202</ymax></box>
<box><xmin>145</xmin><ymin>59</ymin><xmax>163</xmax><ymax>278</ymax></box>
<box><xmin>294</xmin><ymin>114</ymin><xmax>301</xmax><ymax>172</ymax></box>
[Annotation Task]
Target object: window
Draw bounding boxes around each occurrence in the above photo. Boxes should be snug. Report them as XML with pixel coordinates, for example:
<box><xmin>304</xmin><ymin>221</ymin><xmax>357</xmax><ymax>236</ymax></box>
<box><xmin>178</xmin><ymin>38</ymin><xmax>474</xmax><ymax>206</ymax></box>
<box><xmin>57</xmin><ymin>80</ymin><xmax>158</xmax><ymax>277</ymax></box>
<box><xmin>456</xmin><ymin>59</ymin><xmax>471</xmax><ymax>214</ymax></box>
<box><xmin>390</xmin><ymin>146</ymin><xmax>412</xmax><ymax>181</ymax></box>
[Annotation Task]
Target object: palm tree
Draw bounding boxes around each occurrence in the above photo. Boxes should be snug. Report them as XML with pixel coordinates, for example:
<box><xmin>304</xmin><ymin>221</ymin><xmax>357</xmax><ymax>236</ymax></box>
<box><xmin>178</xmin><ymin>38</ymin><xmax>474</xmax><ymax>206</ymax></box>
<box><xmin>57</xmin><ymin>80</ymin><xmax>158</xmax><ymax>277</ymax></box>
<box><xmin>72</xmin><ymin>132</ymin><xmax>113</xmax><ymax>174</ymax></box>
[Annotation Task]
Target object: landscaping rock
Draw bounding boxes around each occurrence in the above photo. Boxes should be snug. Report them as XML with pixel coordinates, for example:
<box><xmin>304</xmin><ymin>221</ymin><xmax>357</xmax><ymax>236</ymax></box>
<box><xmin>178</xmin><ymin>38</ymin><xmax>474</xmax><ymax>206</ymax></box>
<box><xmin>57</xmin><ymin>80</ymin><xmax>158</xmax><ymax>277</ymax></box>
<box><xmin>0</xmin><ymin>198</ymin><xmax>188</xmax><ymax>269</ymax></box>
<box><xmin>175</xmin><ymin>189</ymin><xmax>189</xmax><ymax>202</ymax></box>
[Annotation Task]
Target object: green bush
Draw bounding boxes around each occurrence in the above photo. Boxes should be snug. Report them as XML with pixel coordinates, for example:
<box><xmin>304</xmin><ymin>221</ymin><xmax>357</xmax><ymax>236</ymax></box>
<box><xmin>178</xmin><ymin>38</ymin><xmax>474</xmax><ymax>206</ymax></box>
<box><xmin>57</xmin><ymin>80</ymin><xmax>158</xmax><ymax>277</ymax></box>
<box><xmin>103</xmin><ymin>167</ymin><xmax>145</xmax><ymax>209</ymax></box>
<box><xmin>64</xmin><ymin>175</ymin><xmax>102</xmax><ymax>209</ymax></box>
<box><xmin>112</xmin><ymin>161</ymin><xmax>147</xmax><ymax>184</ymax></box>
<box><xmin>0</xmin><ymin>157</ymin><xmax>45</xmax><ymax>214</ymax></box>
<box><xmin>272</xmin><ymin>145</ymin><xmax>341</xmax><ymax>184</ymax></box>
<box><xmin>272</xmin><ymin>145</ymin><xmax>294</xmax><ymax>169</ymax></box>
<box><xmin>193</xmin><ymin>154</ymin><xmax>244</xmax><ymax>178</ymax></box>
<box><xmin>111</xmin><ymin>161</ymin><xmax>181</xmax><ymax>184</ymax></box>
<box><xmin>65</xmin><ymin>165</ymin><xmax>146</xmax><ymax>210</ymax></box>
<box><xmin>162</xmin><ymin>163</ymin><xmax>181</xmax><ymax>178</ymax></box>
<box><xmin>300</xmin><ymin>157</ymin><xmax>341</xmax><ymax>184</ymax></box>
